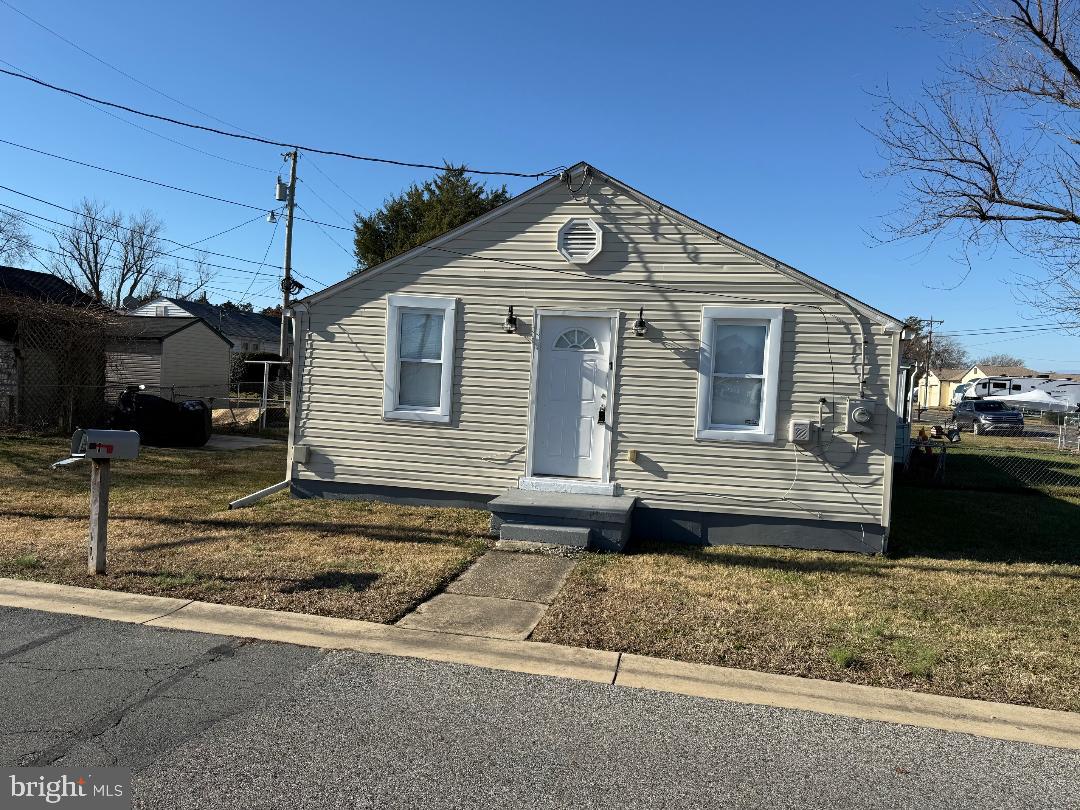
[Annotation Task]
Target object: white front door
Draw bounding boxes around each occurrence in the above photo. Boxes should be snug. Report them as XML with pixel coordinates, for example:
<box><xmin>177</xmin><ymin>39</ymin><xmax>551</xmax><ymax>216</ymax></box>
<box><xmin>532</xmin><ymin>315</ymin><xmax>612</xmax><ymax>479</ymax></box>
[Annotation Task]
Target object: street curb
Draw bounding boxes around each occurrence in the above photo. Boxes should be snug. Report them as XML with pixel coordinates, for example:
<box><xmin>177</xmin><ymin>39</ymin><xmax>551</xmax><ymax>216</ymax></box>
<box><xmin>2</xmin><ymin>577</ymin><xmax>1078</xmax><ymax>750</ymax></box>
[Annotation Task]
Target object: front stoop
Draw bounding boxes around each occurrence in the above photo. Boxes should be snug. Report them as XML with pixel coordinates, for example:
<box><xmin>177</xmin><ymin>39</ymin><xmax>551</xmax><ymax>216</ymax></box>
<box><xmin>488</xmin><ymin>490</ymin><xmax>637</xmax><ymax>552</ymax></box>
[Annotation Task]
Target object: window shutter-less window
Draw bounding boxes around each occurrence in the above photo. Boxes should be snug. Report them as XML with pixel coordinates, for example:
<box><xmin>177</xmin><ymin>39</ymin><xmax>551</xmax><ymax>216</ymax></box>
<box><xmin>383</xmin><ymin>294</ymin><xmax>457</xmax><ymax>423</ymax></box>
<box><xmin>695</xmin><ymin>306</ymin><xmax>784</xmax><ymax>442</ymax></box>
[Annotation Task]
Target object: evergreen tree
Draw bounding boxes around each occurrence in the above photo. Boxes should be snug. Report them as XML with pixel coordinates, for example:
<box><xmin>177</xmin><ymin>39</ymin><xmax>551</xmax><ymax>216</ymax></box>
<box><xmin>352</xmin><ymin>167</ymin><xmax>510</xmax><ymax>273</ymax></box>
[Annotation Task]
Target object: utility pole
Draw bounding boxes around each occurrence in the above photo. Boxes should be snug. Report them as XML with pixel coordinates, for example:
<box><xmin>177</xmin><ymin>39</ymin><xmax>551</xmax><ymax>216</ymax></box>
<box><xmin>919</xmin><ymin>316</ymin><xmax>944</xmax><ymax>419</ymax></box>
<box><xmin>279</xmin><ymin>150</ymin><xmax>299</xmax><ymax>358</ymax></box>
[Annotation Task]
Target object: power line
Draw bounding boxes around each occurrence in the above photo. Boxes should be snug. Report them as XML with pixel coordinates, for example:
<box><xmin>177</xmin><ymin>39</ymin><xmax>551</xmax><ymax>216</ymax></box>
<box><xmin>307</xmin><ymin>155</ymin><xmax>370</xmax><ymax>215</ymax></box>
<box><xmin>237</xmin><ymin>209</ymin><xmax>281</xmax><ymax>306</ymax></box>
<box><xmin>0</xmin><ymin>57</ymin><xmax>272</xmax><ymax>173</ymax></box>
<box><xmin>23</xmin><ymin>239</ymin><xmax>278</xmax><ymax>302</ymax></box>
<box><xmin>297</xmin><ymin>177</ymin><xmax>351</xmax><ymax>225</ymax></box>
<box><xmin>0</xmin><ymin>199</ymin><xmax>278</xmax><ymax>280</ymax></box>
<box><xmin>0</xmin><ymin>137</ymin><xmax>350</xmax><ymax>231</ymax></box>
<box><xmin>296</xmin><ymin>203</ymin><xmax>354</xmax><ymax>261</ymax></box>
<box><xmin>938</xmin><ymin>323</ymin><xmax>1080</xmax><ymax>337</ymax></box>
<box><xmin>0</xmin><ymin>66</ymin><xmax>558</xmax><ymax>178</ymax></box>
<box><xmin>0</xmin><ymin>0</ymin><xmax>259</xmax><ymax>136</ymax></box>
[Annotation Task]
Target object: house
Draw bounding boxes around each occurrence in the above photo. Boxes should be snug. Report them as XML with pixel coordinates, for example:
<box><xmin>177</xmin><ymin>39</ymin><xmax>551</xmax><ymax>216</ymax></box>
<box><xmin>0</xmin><ymin>265</ymin><xmax>108</xmax><ymax>431</ymax></box>
<box><xmin>915</xmin><ymin>367</ymin><xmax>967</xmax><ymax>409</ymax></box>
<box><xmin>106</xmin><ymin>316</ymin><xmax>232</xmax><ymax>402</ymax></box>
<box><xmin>961</xmin><ymin>364</ymin><xmax>1037</xmax><ymax>384</ymax></box>
<box><xmin>129</xmin><ymin>296</ymin><xmax>282</xmax><ymax>354</ymax></box>
<box><xmin>286</xmin><ymin>164</ymin><xmax>906</xmax><ymax>554</ymax></box>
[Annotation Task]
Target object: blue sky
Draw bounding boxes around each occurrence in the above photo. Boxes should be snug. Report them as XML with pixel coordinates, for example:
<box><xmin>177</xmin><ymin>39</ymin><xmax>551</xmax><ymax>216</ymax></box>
<box><xmin>3</xmin><ymin>0</ymin><xmax>1079</xmax><ymax>370</ymax></box>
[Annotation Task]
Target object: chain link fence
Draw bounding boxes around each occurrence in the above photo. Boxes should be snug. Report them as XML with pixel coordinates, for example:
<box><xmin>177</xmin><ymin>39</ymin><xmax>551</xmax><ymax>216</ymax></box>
<box><xmin>1</xmin><ymin>291</ymin><xmax>289</xmax><ymax>436</ymax></box>
<box><xmin>0</xmin><ymin>295</ymin><xmax>114</xmax><ymax>433</ymax></box>
<box><xmin>214</xmin><ymin>379</ymin><xmax>290</xmax><ymax>431</ymax></box>
<box><xmin>907</xmin><ymin>409</ymin><xmax>1080</xmax><ymax>496</ymax></box>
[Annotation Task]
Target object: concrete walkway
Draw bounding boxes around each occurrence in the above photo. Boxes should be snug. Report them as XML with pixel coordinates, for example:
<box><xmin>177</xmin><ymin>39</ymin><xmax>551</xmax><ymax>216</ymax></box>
<box><xmin>200</xmin><ymin>434</ymin><xmax>283</xmax><ymax>451</ymax></box>
<box><xmin>395</xmin><ymin>550</ymin><xmax>577</xmax><ymax>640</ymax></box>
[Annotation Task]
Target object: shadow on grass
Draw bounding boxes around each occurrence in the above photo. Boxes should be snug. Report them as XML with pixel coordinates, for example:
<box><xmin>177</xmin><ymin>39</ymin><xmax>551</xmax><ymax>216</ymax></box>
<box><xmin>0</xmin><ymin>510</ymin><xmax>481</xmax><ymax>548</ymax></box>
<box><xmin>890</xmin><ymin>486</ymin><xmax>1080</xmax><ymax>566</ymax></box>
<box><xmin>621</xmin><ymin>537</ymin><xmax>1080</xmax><ymax>580</ymax></box>
<box><xmin>118</xmin><ymin>567</ymin><xmax>382</xmax><ymax>594</ymax></box>
<box><xmin>280</xmin><ymin>570</ymin><xmax>379</xmax><ymax>594</ymax></box>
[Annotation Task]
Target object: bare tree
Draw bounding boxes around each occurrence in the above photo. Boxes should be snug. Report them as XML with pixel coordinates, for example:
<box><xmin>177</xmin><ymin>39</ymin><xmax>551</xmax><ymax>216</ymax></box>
<box><xmin>976</xmin><ymin>352</ymin><xmax>1028</xmax><ymax>365</ymax></box>
<box><xmin>0</xmin><ymin>210</ymin><xmax>34</xmax><ymax>264</ymax></box>
<box><xmin>872</xmin><ymin>1</ymin><xmax>1080</xmax><ymax>319</ymax></box>
<box><xmin>146</xmin><ymin>254</ymin><xmax>212</xmax><ymax>301</ymax></box>
<box><xmin>52</xmin><ymin>198</ymin><xmax>121</xmax><ymax>303</ymax></box>
<box><xmin>114</xmin><ymin>210</ymin><xmax>163</xmax><ymax>308</ymax></box>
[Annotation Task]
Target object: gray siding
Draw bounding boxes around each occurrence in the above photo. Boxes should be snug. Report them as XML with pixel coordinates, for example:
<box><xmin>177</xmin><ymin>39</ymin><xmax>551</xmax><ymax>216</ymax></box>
<box><xmin>161</xmin><ymin>323</ymin><xmax>231</xmax><ymax>401</ymax></box>
<box><xmin>294</xmin><ymin>177</ymin><xmax>896</xmax><ymax>526</ymax></box>
<box><xmin>106</xmin><ymin>340</ymin><xmax>162</xmax><ymax>398</ymax></box>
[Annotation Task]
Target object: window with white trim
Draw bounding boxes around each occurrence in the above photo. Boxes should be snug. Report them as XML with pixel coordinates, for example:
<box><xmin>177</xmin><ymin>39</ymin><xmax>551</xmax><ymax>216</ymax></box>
<box><xmin>695</xmin><ymin>306</ymin><xmax>783</xmax><ymax>442</ymax></box>
<box><xmin>383</xmin><ymin>294</ymin><xmax>457</xmax><ymax>422</ymax></box>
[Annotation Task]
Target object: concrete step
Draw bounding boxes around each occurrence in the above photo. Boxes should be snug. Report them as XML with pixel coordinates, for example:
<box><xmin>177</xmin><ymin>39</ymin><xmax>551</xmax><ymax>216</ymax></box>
<box><xmin>498</xmin><ymin>523</ymin><xmax>591</xmax><ymax>548</ymax></box>
<box><xmin>488</xmin><ymin>490</ymin><xmax>637</xmax><ymax>552</ymax></box>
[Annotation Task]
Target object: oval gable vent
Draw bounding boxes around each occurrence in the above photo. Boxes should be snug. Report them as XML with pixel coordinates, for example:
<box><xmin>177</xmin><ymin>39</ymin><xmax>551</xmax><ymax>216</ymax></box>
<box><xmin>557</xmin><ymin>218</ymin><xmax>603</xmax><ymax>265</ymax></box>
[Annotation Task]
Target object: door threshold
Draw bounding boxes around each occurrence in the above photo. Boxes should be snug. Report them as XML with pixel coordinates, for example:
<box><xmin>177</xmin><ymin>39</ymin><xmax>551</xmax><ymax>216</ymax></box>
<box><xmin>518</xmin><ymin>477</ymin><xmax>619</xmax><ymax>496</ymax></box>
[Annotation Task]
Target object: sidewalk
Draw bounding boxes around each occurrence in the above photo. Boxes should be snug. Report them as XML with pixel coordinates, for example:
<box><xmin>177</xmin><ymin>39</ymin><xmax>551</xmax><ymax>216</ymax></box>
<box><xmin>396</xmin><ymin>550</ymin><xmax>577</xmax><ymax>640</ymax></box>
<box><xmin>1</xmin><ymin>576</ymin><xmax>1078</xmax><ymax>751</ymax></box>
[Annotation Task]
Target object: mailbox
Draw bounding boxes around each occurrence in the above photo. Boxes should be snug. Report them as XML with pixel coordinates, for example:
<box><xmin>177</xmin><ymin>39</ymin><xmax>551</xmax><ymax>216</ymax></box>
<box><xmin>70</xmin><ymin>429</ymin><xmax>141</xmax><ymax>461</ymax></box>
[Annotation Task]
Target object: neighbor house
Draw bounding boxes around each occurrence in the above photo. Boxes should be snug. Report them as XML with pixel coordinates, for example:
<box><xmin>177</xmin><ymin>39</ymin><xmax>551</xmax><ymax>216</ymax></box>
<box><xmin>106</xmin><ymin>316</ymin><xmax>232</xmax><ymax>402</ymax></box>
<box><xmin>286</xmin><ymin>164</ymin><xmax>906</xmax><ymax>554</ymax></box>
<box><xmin>129</xmin><ymin>297</ymin><xmax>281</xmax><ymax>354</ymax></box>
<box><xmin>916</xmin><ymin>367</ymin><xmax>967</xmax><ymax>409</ymax></box>
<box><xmin>961</xmin><ymin>364</ymin><xmax>1037</xmax><ymax>384</ymax></box>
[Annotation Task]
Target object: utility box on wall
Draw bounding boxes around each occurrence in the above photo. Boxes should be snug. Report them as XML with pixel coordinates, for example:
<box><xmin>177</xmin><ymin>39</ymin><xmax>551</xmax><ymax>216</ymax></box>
<box><xmin>844</xmin><ymin>399</ymin><xmax>875</xmax><ymax>434</ymax></box>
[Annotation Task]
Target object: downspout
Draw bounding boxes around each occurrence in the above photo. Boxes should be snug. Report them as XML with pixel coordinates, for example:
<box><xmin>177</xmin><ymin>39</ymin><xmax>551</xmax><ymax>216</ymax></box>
<box><xmin>228</xmin><ymin>303</ymin><xmax>307</xmax><ymax>510</ymax></box>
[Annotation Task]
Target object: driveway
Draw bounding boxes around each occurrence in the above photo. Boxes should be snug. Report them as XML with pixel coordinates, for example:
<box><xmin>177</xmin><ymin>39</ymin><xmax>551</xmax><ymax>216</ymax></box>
<box><xmin>1</xmin><ymin>607</ymin><xmax>1077</xmax><ymax>809</ymax></box>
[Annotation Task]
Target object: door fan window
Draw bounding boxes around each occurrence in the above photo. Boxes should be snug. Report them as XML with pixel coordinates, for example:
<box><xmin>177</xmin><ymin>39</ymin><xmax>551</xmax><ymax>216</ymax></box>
<box><xmin>554</xmin><ymin>329</ymin><xmax>597</xmax><ymax>351</ymax></box>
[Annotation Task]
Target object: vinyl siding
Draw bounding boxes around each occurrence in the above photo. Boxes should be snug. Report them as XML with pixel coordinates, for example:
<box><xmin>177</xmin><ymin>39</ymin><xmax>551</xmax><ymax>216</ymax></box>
<box><xmin>161</xmin><ymin>324</ymin><xmax>231</xmax><ymax>401</ymax></box>
<box><xmin>294</xmin><ymin>177</ymin><xmax>896</xmax><ymax>525</ymax></box>
<box><xmin>106</xmin><ymin>340</ymin><xmax>162</xmax><ymax>398</ymax></box>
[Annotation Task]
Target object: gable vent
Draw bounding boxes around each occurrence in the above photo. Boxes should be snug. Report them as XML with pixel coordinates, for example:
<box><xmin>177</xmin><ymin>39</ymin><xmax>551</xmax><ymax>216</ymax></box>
<box><xmin>557</xmin><ymin>218</ymin><xmax>603</xmax><ymax>264</ymax></box>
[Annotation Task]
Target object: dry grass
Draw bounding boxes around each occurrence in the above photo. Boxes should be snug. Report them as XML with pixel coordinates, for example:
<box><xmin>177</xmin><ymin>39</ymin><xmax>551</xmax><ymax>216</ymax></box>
<box><xmin>0</xmin><ymin>436</ymin><xmax>489</xmax><ymax>622</ymax></box>
<box><xmin>531</xmin><ymin>487</ymin><xmax>1080</xmax><ymax>712</ymax></box>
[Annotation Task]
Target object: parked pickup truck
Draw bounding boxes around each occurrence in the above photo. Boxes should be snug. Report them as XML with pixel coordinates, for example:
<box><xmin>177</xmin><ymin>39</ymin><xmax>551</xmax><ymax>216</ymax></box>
<box><xmin>952</xmin><ymin>400</ymin><xmax>1025</xmax><ymax>434</ymax></box>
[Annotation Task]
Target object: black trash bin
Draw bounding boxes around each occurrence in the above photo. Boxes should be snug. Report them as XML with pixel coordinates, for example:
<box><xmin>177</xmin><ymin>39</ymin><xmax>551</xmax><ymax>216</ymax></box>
<box><xmin>110</xmin><ymin>387</ymin><xmax>212</xmax><ymax>448</ymax></box>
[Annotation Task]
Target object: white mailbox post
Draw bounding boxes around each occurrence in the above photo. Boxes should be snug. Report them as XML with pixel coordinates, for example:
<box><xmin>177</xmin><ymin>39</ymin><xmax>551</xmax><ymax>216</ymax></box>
<box><xmin>53</xmin><ymin>429</ymin><xmax>140</xmax><ymax>575</ymax></box>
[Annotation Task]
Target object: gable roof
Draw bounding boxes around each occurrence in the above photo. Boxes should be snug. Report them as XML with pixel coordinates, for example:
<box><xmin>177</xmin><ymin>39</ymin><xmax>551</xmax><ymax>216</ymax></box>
<box><xmin>0</xmin><ymin>265</ymin><xmax>98</xmax><ymax>307</ymax></box>
<box><xmin>110</xmin><ymin>315</ymin><xmax>233</xmax><ymax>347</ymax></box>
<box><xmin>934</xmin><ymin>367</ymin><xmax>968</xmax><ymax>382</ymax></box>
<box><xmin>146</xmin><ymin>297</ymin><xmax>280</xmax><ymax>343</ymax></box>
<box><xmin>972</xmin><ymin>365</ymin><xmax>1038</xmax><ymax>377</ymax></box>
<box><xmin>298</xmin><ymin>162</ymin><xmax>903</xmax><ymax>330</ymax></box>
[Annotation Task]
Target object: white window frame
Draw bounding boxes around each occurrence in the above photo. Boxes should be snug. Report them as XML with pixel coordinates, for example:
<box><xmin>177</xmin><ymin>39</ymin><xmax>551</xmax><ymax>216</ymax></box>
<box><xmin>383</xmin><ymin>293</ymin><xmax>457</xmax><ymax>423</ymax></box>
<box><xmin>695</xmin><ymin>306</ymin><xmax>784</xmax><ymax>443</ymax></box>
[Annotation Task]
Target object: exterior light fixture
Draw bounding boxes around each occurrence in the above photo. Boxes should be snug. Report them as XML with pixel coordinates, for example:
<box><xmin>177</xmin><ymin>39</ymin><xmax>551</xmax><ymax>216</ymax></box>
<box><xmin>503</xmin><ymin>306</ymin><xmax>517</xmax><ymax>334</ymax></box>
<box><xmin>633</xmin><ymin>307</ymin><xmax>647</xmax><ymax>337</ymax></box>
<box><xmin>267</xmin><ymin>210</ymin><xmax>278</xmax><ymax>224</ymax></box>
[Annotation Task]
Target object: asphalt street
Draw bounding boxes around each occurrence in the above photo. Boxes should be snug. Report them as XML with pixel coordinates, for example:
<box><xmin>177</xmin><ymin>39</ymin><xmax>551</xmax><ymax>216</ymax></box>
<box><xmin>1</xmin><ymin>605</ymin><xmax>1077</xmax><ymax>809</ymax></box>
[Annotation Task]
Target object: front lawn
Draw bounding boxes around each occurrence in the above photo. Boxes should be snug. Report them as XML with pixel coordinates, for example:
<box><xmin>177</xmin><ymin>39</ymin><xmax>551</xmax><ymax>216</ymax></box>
<box><xmin>0</xmin><ymin>437</ymin><xmax>489</xmax><ymax>622</ymax></box>
<box><xmin>531</xmin><ymin>486</ymin><xmax>1080</xmax><ymax>712</ymax></box>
